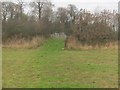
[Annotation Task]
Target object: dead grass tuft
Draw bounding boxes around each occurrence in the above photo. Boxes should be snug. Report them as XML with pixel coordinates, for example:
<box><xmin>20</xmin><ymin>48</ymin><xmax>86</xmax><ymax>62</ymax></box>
<box><xmin>77</xmin><ymin>42</ymin><xmax>118</xmax><ymax>50</ymax></box>
<box><xmin>3</xmin><ymin>36</ymin><xmax>45</xmax><ymax>49</ymax></box>
<box><xmin>68</xmin><ymin>42</ymin><xmax>118</xmax><ymax>50</ymax></box>
<box><xmin>65</xmin><ymin>36</ymin><xmax>118</xmax><ymax>50</ymax></box>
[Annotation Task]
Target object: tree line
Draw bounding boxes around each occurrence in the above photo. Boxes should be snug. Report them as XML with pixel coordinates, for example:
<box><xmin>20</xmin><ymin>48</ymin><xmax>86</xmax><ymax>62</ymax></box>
<box><xmin>2</xmin><ymin>0</ymin><xmax>118</xmax><ymax>46</ymax></box>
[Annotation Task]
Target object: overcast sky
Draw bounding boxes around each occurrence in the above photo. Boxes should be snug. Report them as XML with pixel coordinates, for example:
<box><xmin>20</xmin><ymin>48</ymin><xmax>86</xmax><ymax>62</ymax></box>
<box><xmin>51</xmin><ymin>0</ymin><xmax>119</xmax><ymax>12</ymax></box>
<box><xmin>2</xmin><ymin>0</ymin><xmax>119</xmax><ymax>12</ymax></box>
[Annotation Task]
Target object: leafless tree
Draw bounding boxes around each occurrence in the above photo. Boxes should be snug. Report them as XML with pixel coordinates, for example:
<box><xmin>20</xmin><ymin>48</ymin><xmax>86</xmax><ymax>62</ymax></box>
<box><xmin>2</xmin><ymin>2</ymin><xmax>9</xmax><ymax>21</ymax></box>
<box><xmin>30</xmin><ymin>0</ymin><xmax>46</xmax><ymax>20</ymax></box>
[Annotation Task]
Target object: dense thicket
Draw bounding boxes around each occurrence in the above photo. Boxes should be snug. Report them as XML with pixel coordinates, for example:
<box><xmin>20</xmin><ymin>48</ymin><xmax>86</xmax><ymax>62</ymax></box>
<box><xmin>2</xmin><ymin>1</ymin><xmax>118</xmax><ymax>45</ymax></box>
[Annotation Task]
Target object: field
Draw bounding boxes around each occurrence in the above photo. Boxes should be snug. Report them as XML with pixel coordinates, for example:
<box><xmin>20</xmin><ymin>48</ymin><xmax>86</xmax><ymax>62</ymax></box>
<box><xmin>2</xmin><ymin>39</ymin><xmax>118</xmax><ymax>88</ymax></box>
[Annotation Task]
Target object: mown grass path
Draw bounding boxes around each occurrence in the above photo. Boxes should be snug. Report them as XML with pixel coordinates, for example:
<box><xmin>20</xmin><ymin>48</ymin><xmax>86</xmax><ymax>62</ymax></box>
<box><xmin>3</xmin><ymin>39</ymin><xmax>118</xmax><ymax>88</ymax></box>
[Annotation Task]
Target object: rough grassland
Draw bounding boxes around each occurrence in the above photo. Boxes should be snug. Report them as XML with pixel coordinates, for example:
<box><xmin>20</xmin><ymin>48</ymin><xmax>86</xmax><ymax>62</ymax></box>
<box><xmin>2</xmin><ymin>39</ymin><xmax>118</xmax><ymax>88</ymax></box>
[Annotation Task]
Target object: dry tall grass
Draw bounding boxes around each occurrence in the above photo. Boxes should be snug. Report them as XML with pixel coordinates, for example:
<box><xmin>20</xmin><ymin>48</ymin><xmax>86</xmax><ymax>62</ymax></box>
<box><xmin>66</xmin><ymin>41</ymin><xmax>118</xmax><ymax>50</ymax></box>
<box><xmin>3</xmin><ymin>36</ymin><xmax>45</xmax><ymax>49</ymax></box>
<box><xmin>78</xmin><ymin>42</ymin><xmax>118</xmax><ymax>50</ymax></box>
<box><xmin>65</xmin><ymin>36</ymin><xmax>118</xmax><ymax>50</ymax></box>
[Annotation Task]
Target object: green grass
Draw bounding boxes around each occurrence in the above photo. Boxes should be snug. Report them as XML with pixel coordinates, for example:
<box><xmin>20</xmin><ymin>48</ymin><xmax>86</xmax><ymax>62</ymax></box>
<box><xmin>2</xmin><ymin>38</ymin><xmax>118</xmax><ymax>88</ymax></box>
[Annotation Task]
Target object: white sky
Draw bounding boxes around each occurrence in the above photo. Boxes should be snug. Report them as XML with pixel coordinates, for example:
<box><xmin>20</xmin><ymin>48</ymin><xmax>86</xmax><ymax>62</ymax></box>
<box><xmin>2</xmin><ymin>0</ymin><xmax>119</xmax><ymax>12</ymax></box>
<box><xmin>51</xmin><ymin>0</ymin><xmax>119</xmax><ymax>12</ymax></box>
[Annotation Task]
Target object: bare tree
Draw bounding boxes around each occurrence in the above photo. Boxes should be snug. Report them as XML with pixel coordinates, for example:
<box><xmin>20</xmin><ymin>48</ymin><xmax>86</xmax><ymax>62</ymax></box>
<box><xmin>17</xmin><ymin>0</ymin><xmax>24</xmax><ymax>18</ymax></box>
<box><xmin>7</xmin><ymin>2</ymin><xmax>16</xmax><ymax>20</ymax></box>
<box><xmin>67</xmin><ymin>4</ymin><xmax>77</xmax><ymax>24</ymax></box>
<box><xmin>29</xmin><ymin>0</ymin><xmax>45</xmax><ymax>20</ymax></box>
<box><xmin>2</xmin><ymin>2</ymin><xmax>9</xmax><ymax>21</ymax></box>
<box><xmin>57</xmin><ymin>7</ymin><xmax>68</xmax><ymax>24</ymax></box>
<box><xmin>42</xmin><ymin>1</ymin><xmax>54</xmax><ymax>22</ymax></box>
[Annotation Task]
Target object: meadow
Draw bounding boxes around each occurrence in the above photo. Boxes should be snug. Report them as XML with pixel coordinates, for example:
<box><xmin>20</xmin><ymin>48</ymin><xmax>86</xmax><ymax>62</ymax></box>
<box><xmin>2</xmin><ymin>39</ymin><xmax>118</xmax><ymax>88</ymax></box>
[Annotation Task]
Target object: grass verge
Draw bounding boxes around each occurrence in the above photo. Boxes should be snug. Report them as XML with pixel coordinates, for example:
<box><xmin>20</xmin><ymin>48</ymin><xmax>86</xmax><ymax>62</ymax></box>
<box><xmin>2</xmin><ymin>38</ymin><xmax>118</xmax><ymax>88</ymax></box>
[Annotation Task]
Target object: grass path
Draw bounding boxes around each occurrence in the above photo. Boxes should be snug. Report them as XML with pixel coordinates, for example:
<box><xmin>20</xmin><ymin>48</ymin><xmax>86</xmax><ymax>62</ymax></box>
<box><xmin>3</xmin><ymin>39</ymin><xmax>118</xmax><ymax>88</ymax></box>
